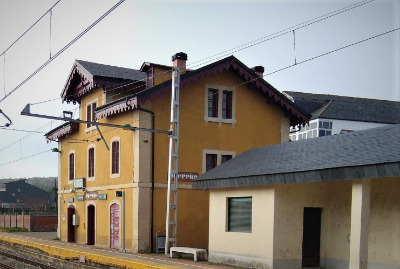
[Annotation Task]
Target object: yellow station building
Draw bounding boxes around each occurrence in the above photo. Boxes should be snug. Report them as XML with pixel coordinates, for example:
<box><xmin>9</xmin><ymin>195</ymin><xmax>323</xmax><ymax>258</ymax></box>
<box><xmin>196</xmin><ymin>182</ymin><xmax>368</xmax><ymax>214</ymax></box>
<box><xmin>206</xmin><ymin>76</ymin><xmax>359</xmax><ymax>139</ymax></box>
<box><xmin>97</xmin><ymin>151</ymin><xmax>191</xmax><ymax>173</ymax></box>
<box><xmin>45</xmin><ymin>53</ymin><xmax>308</xmax><ymax>252</ymax></box>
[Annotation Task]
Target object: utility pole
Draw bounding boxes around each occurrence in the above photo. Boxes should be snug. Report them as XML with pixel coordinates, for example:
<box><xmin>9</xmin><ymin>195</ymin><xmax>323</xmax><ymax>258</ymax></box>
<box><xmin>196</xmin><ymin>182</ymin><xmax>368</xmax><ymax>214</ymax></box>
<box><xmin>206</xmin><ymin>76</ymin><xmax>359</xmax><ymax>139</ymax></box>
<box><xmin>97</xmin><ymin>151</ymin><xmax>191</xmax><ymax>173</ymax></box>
<box><xmin>165</xmin><ymin>67</ymin><xmax>180</xmax><ymax>255</ymax></box>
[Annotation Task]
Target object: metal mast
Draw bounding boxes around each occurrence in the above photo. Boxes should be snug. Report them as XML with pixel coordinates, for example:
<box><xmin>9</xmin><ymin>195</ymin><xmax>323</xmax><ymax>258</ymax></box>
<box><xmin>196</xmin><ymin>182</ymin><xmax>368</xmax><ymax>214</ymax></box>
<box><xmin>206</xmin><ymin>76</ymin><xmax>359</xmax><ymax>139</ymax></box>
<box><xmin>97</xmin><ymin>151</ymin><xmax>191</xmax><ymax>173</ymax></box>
<box><xmin>165</xmin><ymin>67</ymin><xmax>180</xmax><ymax>255</ymax></box>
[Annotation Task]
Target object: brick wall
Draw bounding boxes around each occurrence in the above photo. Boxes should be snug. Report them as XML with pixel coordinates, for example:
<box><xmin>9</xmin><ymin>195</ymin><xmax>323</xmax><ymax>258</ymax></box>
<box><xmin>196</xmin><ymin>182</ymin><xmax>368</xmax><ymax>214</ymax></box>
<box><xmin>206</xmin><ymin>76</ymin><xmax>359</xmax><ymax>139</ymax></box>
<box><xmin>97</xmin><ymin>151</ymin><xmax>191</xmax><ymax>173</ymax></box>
<box><xmin>0</xmin><ymin>213</ymin><xmax>56</xmax><ymax>232</ymax></box>
<box><xmin>32</xmin><ymin>215</ymin><xmax>57</xmax><ymax>232</ymax></box>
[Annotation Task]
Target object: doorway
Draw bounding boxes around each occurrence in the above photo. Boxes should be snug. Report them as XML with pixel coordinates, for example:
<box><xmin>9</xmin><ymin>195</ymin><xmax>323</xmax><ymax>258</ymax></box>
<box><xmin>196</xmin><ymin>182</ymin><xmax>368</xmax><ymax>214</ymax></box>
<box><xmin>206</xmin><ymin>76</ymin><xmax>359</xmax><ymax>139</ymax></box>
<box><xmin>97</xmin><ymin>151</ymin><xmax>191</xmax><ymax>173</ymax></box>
<box><xmin>110</xmin><ymin>203</ymin><xmax>120</xmax><ymax>249</ymax></box>
<box><xmin>67</xmin><ymin>205</ymin><xmax>75</xmax><ymax>243</ymax></box>
<box><xmin>87</xmin><ymin>205</ymin><xmax>95</xmax><ymax>245</ymax></box>
<box><xmin>302</xmin><ymin>207</ymin><xmax>322</xmax><ymax>267</ymax></box>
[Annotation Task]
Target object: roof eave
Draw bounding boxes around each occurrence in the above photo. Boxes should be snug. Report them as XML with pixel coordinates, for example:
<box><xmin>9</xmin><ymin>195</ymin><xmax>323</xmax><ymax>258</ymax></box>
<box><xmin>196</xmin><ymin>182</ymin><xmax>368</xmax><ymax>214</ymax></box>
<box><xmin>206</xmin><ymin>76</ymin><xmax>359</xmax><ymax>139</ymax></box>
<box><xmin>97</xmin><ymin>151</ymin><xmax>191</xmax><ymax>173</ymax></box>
<box><xmin>96</xmin><ymin>56</ymin><xmax>310</xmax><ymax>125</ymax></box>
<box><xmin>61</xmin><ymin>60</ymin><xmax>95</xmax><ymax>103</ymax></box>
<box><xmin>193</xmin><ymin>162</ymin><xmax>400</xmax><ymax>190</ymax></box>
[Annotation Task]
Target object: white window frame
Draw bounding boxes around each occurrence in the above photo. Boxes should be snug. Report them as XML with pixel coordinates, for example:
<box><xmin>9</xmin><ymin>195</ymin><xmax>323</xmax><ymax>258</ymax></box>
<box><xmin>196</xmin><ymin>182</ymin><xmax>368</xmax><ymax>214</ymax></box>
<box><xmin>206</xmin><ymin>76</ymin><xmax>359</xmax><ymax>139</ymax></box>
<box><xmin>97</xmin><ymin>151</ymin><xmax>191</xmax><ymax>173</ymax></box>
<box><xmin>85</xmin><ymin>98</ymin><xmax>98</xmax><ymax>133</ymax></box>
<box><xmin>204</xmin><ymin>84</ymin><xmax>237</xmax><ymax>126</ymax></box>
<box><xmin>202</xmin><ymin>149</ymin><xmax>236</xmax><ymax>173</ymax></box>
<box><xmin>87</xmin><ymin>144</ymin><xmax>96</xmax><ymax>181</ymax></box>
<box><xmin>68</xmin><ymin>150</ymin><xmax>76</xmax><ymax>184</ymax></box>
<box><xmin>110</xmin><ymin>137</ymin><xmax>121</xmax><ymax>178</ymax></box>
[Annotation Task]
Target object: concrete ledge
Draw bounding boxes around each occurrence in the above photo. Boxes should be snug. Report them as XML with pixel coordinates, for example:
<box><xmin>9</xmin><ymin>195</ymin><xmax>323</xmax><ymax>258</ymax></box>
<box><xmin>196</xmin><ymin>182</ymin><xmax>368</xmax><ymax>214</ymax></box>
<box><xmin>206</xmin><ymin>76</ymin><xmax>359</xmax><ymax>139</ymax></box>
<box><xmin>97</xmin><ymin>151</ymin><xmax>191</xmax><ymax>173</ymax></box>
<box><xmin>170</xmin><ymin>247</ymin><xmax>208</xmax><ymax>261</ymax></box>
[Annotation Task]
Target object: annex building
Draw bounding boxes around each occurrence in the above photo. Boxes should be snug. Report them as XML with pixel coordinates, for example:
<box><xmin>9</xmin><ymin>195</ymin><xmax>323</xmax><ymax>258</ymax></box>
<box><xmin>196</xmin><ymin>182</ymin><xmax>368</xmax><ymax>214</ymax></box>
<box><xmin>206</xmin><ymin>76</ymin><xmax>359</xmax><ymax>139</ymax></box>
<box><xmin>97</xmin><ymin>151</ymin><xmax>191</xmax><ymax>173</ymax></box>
<box><xmin>194</xmin><ymin>124</ymin><xmax>400</xmax><ymax>269</ymax></box>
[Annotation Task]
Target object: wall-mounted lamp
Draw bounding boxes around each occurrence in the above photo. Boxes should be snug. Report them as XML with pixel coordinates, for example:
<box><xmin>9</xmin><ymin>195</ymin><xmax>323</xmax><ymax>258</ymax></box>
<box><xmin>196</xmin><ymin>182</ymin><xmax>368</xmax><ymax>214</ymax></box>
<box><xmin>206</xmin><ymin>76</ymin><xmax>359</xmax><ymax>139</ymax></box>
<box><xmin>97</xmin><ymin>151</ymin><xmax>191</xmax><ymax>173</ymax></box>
<box><xmin>51</xmin><ymin>148</ymin><xmax>61</xmax><ymax>153</ymax></box>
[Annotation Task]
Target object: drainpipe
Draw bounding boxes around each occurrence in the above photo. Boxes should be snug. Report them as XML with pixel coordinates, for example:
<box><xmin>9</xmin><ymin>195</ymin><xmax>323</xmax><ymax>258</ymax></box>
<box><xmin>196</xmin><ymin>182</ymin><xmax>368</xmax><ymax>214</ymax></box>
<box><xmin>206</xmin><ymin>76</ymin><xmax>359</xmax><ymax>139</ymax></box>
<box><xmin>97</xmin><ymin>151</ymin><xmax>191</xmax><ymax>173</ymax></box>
<box><xmin>138</xmin><ymin>107</ymin><xmax>155</xmax><ymax>253</ymax></box>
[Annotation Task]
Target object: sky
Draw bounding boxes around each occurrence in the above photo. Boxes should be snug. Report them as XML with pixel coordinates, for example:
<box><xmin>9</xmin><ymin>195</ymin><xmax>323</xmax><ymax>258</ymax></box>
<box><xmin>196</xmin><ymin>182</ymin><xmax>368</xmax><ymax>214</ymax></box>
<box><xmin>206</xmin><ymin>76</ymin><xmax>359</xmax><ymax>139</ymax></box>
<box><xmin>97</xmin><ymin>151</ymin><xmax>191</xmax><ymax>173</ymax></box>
<box><xmin>0</xmin><ymin>0</ymin><xmax>399</xmax><ymax>179</ymax></box>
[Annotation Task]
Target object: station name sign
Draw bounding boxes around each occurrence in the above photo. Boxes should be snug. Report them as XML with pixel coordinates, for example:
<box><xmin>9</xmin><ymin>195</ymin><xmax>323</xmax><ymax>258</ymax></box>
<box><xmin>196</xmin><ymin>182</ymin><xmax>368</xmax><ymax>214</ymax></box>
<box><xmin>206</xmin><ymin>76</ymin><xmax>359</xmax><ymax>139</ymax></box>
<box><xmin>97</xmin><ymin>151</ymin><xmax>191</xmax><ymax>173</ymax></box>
<box><xmin>170</xmin><ymin>172</ymin><xmax>199</xmax><ymax>182</ymax></box>
<box><xmin>75</xmin><ymin>192</ymin><xmax>107</xmax><ymax>201</ymax></box>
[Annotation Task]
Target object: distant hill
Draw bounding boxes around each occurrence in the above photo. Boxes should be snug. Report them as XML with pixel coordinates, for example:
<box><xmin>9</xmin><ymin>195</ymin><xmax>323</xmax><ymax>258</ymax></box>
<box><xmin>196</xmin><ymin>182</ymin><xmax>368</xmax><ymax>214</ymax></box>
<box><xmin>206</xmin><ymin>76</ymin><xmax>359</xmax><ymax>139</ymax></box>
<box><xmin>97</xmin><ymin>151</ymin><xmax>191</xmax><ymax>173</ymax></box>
<box><xmin>0</xmin><ymin>177</ymin><xmax>57</xmax><ymax>192</ymax></box>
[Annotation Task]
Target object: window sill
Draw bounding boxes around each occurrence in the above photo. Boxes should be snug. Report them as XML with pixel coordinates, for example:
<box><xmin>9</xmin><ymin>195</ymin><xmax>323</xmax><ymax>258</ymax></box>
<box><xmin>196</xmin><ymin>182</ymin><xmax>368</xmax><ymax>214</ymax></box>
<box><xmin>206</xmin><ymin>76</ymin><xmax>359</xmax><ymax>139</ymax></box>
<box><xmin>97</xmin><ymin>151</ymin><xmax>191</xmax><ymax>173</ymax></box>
<box><xmin>204</xmin><ymin>116</ymin><xmax>236</xmax><ymax>126</ymax></box>
<box><xmin>85</xmin><ymin>126</ymin><xmax>96</xmax><ymax>133</ymax></box>
<box><xmin>110</xmin><ymin>173</ymin><xmax>120</xmax><ymax>179</ymax></box>
<box><xmin>87</xmin><ymin>177</ymin><xmax>95</xmax><ymax>181</ymax></box>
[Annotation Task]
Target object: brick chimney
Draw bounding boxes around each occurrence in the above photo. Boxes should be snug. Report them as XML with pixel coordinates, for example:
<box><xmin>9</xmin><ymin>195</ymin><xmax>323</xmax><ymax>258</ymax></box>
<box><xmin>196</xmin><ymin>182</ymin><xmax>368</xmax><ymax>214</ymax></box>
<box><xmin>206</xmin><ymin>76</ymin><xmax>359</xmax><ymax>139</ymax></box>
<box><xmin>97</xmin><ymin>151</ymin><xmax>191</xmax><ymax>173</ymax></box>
<box><xmin>172</xmin><ymin>52</ymin><xmax>188</xmax><ymax>74</ymax></box>
<box><xmin>252</xmin><ymin>65</ymin><xmax>265</xmax><ymax>78</ymax></box>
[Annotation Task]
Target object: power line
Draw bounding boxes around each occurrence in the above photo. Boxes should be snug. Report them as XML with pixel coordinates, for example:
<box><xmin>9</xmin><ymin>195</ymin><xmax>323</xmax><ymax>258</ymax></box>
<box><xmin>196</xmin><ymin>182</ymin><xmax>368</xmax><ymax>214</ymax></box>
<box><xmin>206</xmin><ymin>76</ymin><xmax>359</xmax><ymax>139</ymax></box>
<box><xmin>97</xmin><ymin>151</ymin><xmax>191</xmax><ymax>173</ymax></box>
<box><xmin>0</xmin><ymin>0</ymin><xmax>395</xmax><ymax>164</ymax></box>
<box><xmin>42</xmin><ymin>27</ymin><xmax>400</xmax><ymax>144</ymax></box>
<box><xmin>61</xmin><ymin>0</ymin><xmax>377</xmax><ymax>104</ymax></box>
<box><xmin>0</xmin><ymin>149</ymin><xmax>50</xmax><ymax>167</ymax></box>
<box><xmin>0</xmin><ymin>120</ymin><xmax>54</xmax><ymax>152</ymax></box>
<box><xmin>2</xmin><ymin>26</ymin><xmax>397</xmax><ymax>165</ymax></box>
<box><xmin>0</xmin><ymin>0</ymin><xmax>126</xmax><ymax>104</ymax></box>
<box><xmin>14</xmin><ymin>0</ymin><xmax>377</xmax><ymax>109</ymax></box>
<box><xmin>263</xmin><ymin>28</ymin><xmax>400</xmax><ymax>77</ymax></box>
<box><xmin>0</xmin><ymin>0</ymin><xmax>62</xmax><ymax>58</ymax></box>
<box><xmin>188</xmin><ymin>0</ymin><xmax>375</xmax><ymax>68</ymax></box>
<box><xmin>0</xmin><ymin>127</ymin><xmax>46</xmax><ymax>133</ymax></box>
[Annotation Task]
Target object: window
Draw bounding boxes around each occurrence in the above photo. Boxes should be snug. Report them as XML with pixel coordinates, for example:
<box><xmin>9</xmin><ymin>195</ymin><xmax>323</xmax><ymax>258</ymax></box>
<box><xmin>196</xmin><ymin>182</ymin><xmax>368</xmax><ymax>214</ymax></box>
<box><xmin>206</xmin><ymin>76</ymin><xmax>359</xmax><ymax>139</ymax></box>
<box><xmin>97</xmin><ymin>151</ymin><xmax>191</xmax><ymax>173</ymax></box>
<box><xmin>111</xmin><ymin>140</ymin><xmax>120</xmax><ymax>176</ymax></box>
<box><xmin>204</xmin><ymin>84</ymin><xmax>236</xmax><ymax>125</ymax></box>
<box><xmin>227</xmin><ymin>197</ymin><xmax>252</xmax><ymax>232</ymax></box>
<box><xmin>222</xmin><ymin>91</ymin><xmax>232</xmax><ymax>119</ymax></box>
<box><xmin>290</xmin><ymin>120</ymin><xmax>320</xmax><ymax>141</ymax></box>
<box><xmin>203</xmin><ymin>149</ymin><xmax>235</xmax><ymax>172</ymax></box>
<box><xmin>69</xmin><ymin>152</ymin><xmax>75</xmax><ymax>181</ymax></box>
<box><xmin>88</xmin><ymin>147</ymin><xmax>95</xmax><ymax>178</ymax></box>
<box><xmin>221</xmin><ymin>154</ymin><xmax>232</xmax><ymax>164</ymax></box>
<box><xmin>319</xmin><ymin>120</ymin><xmax>333</xmax><ymax>137</ymax></box>
<box><xmin>206</xmin><ymin>154</ymin><xmax>217</xmax><ymax>172</ymax></box>
<box><xmin>208</xmin><ymin>89</ymin><xmax>218</xmax><ymax>118</ymax></box>
<box><xmin>86</xmin><ymin>100</ymin><xmax>97</xmax><ymax>129</ymax></box>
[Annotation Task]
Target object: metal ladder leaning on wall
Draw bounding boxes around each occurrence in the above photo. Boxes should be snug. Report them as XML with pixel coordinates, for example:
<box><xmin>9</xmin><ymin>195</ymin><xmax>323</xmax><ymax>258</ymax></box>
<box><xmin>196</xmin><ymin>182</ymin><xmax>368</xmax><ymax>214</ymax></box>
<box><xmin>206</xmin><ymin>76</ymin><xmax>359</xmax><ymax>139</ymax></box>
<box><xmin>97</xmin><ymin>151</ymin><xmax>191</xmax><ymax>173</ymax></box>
<box><xmin>165</xmin><ymin>67</ymin><xmax>180</xmax><ymax>255</ymax></box>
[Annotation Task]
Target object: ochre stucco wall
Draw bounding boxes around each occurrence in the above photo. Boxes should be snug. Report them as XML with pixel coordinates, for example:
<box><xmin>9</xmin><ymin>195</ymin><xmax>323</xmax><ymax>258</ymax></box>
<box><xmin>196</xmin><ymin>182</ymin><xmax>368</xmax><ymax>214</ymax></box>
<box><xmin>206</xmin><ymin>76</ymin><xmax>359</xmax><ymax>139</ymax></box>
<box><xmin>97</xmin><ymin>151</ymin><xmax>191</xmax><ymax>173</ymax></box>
<box><xmin>57</xmin><ymin>67</ymin><xmax>290</xmax><ymax>252</ymax></box>
<box><xmin>146</xmin><ymin>69</ymin><xmax>288</xmax><ymax>250</ymax></box>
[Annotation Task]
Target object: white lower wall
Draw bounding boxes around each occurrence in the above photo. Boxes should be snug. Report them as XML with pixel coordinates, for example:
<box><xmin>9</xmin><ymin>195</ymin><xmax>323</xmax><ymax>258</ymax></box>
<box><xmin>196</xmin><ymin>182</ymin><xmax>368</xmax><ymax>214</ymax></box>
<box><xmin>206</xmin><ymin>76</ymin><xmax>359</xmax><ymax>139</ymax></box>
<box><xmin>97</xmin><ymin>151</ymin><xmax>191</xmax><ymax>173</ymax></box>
<box><xmin>208</xmin><ymin>178</ymin><xmax>400</xmax><ymax>269</ymax></box>
<box><xmin>209</xmin><ymin>187</ymin><xmax>274</xmax><ymax>268</ymax></box>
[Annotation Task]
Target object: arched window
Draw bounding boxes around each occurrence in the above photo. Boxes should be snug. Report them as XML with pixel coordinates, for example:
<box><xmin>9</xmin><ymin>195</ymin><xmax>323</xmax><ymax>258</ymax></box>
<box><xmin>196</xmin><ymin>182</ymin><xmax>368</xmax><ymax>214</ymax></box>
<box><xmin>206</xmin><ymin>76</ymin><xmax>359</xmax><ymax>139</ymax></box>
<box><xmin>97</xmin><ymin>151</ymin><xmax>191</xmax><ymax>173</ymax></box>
<box><xmin>88</xmin><ymin>147</ymin><xmax>95</xmax><ymax>178</ymax></box>
<box><xmin>111</xmin><ymin>140</ymin><xmax>120</xmax><ymax>175</ymax></box>
<box><xmin>69</xmin><ymin>152</ymin><xmax>75</xmax><ymax>180</ymax></box>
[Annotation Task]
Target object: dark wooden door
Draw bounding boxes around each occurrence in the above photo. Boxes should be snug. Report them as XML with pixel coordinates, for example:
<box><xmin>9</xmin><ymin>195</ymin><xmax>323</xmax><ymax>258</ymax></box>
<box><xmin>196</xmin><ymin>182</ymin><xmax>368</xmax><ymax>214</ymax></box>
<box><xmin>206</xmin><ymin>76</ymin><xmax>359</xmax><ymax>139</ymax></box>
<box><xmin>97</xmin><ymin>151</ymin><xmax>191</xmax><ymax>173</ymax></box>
<box><xmin>87</xmin><ymin>205</ymin><xmax>95</xmax><ymax>245</ymax></box>
<box><xmin>302</xmin><ymin>207</ymin><xmax>322</xmax><ymax>267</ymax></box>
<box><xmin>67</xmin><ymin>206</ymin><xmax>75</xmax><ymax>242</ymax></box>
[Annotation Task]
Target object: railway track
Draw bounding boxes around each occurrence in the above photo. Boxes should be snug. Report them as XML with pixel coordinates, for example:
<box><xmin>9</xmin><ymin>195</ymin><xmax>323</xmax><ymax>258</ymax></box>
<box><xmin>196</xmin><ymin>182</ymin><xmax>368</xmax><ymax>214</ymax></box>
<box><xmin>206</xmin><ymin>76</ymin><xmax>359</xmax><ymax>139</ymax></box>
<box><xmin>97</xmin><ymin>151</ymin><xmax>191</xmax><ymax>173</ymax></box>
<box><xmin>0</xmin><ymin>248</ymin><xmax>58</xmax><ymax>269</ymax></box>
<box><xmin>0</xmin><ymin>241</ymin><xmax>120</xmax><ymax>269</ymax></box>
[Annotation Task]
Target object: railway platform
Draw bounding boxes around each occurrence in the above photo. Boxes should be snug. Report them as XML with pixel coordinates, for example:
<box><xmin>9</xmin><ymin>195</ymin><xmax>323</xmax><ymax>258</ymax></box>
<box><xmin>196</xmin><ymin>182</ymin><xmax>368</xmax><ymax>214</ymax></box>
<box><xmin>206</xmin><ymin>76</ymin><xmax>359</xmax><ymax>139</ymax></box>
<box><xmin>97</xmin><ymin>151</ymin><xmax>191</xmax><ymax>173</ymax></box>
<box><xmin>0</xmin><ymin>232</ymin><xmax>233</xmax><ymax>268</ymax></box>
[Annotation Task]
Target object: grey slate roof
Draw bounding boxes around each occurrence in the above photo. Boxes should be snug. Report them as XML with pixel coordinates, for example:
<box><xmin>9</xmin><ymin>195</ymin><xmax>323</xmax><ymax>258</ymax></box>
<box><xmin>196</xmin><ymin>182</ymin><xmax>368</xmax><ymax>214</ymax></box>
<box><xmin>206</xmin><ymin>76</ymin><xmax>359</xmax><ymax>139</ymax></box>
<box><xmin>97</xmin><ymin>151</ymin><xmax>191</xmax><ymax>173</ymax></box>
<box><xmin>97</xmin><ymin>55</ymin><xmax>310</xmax><ymax>127</ymax></box>
<box><xmin>76</xmin><ymin>60</ymin><xmax>146</xmax><ymax>81</ymax></box>
<box><xmin>193</xmin><ymin>124</ymin><xmax>400</xmax><ymax>189</ymax></box>
<box><xmin>283</xmin><ymin>91</ymin><xmax>400</xmax><ymax>124</ymax></box>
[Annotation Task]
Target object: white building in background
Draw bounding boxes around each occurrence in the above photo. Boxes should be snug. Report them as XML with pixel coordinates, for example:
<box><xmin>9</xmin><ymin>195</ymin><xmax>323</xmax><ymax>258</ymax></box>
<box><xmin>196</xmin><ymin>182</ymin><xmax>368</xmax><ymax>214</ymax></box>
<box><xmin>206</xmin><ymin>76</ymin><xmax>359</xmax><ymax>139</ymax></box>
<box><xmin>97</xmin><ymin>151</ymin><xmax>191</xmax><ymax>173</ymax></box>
<box><xmin>283</xmin><ymin>91</ymin><xmax>400</xmax><ymax>141</ymax></box>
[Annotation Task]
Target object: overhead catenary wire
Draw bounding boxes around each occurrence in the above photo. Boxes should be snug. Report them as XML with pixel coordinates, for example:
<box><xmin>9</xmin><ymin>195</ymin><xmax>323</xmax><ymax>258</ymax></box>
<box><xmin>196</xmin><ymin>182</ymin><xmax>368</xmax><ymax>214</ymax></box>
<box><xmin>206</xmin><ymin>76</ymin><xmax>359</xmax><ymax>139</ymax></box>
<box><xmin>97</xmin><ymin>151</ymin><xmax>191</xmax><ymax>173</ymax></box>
<box><xmin>2</xmin><ymin>25</ymin><xmax>397</xmax><ymax>166</ymax></box>
<box><xmin>60</xmin><ymin>0</ymin><xmax>378</xmax><ymax>104</ymax></box>
<box><xmin>0</xmin><ymin>0</ymin><xmax>126</xmax><ymax>104</ymax></box>
<box><xmin>3</xmin><ymin>0</ymin><xmax>378</xmax><ymax>108</ymax></box>
<box><xmin>0</xmin><ymin>119</ymin><xmax>55</xmax><ymax>152</ymax></box>
<box><xmin>0</xmin><ymin>127</ymin><xmax>46</xmax><ymax>133</ymax></box>
<box><xmin>56</xmin><ymin>26</ymin><xmax>400</xmax><ymax>145</ymax></box>
<box><xmin>20</xmin><ymin>25</ymin><xmax>400</xmax><ymax>146</ymax></box>
<box><xmin>0</xmin><ymin>0</ymin><xmax>62</xmax><ymax>58</ymax></box>
<box><xmin>187</xmin><ymin>0</ymin><xmax>375</xmax><ymax>68</ymax></box>
<box><xmin>263</xmin><ymin>28</ymin><xmax>400</xmax><ymax>78</ymax></box>
<box><xmin>0</xmin><ymin>0</ymin><xmax>396</xmax><ymax>166</ymax></box>
<box><xmin>49</xmin><ymin>9</ymin><xmax>53</xmax><ymax>59</ymax></box>
<box><xmin>0</xmin><ymin>149</ymin><xmax>50</xmax><ymax>167</ymax></box>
